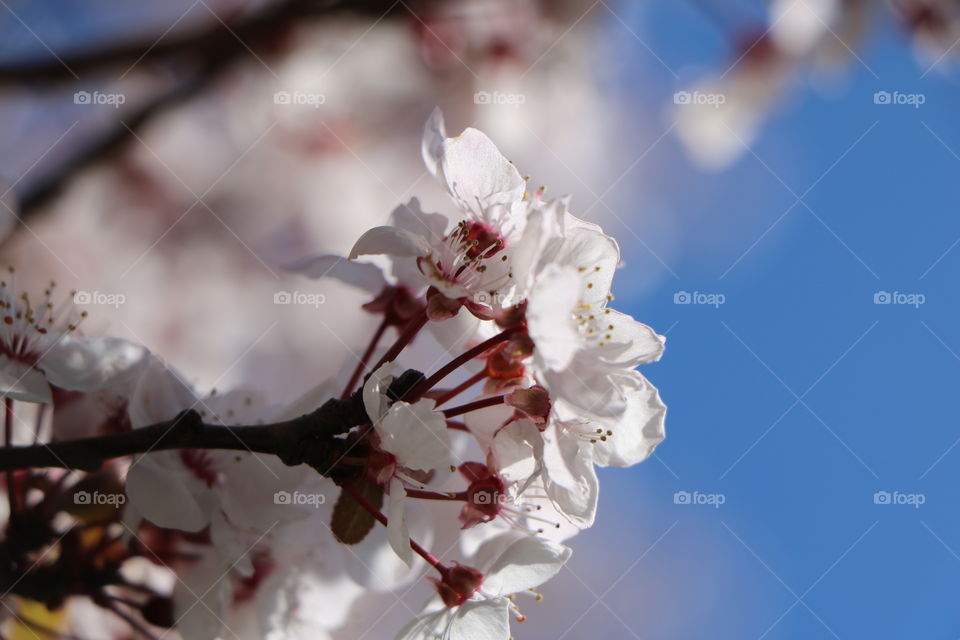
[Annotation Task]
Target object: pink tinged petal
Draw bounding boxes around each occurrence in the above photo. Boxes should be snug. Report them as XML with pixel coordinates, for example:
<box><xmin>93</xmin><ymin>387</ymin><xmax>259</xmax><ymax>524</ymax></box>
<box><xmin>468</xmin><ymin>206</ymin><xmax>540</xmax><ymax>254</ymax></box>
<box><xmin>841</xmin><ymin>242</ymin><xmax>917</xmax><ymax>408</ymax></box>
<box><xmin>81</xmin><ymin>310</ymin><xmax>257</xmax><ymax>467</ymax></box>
<box><xmin>0</xmin><ymin>361</ymin><xmax>51</xmax><ymax>403</ymax></box>
<box><xmin>283</xmin><ymin>254</ymin><xmax>387</xmax><ymax>294</ymax></box>
<box><xmin>483</xmin><ymin>536</ymin><xmax>572</xmax><ymax>595</ymax></box>
<box><xmin>437</xmin><ymin>127</ymin><xmax>525</xmax><ymax>217</ymax></box>
<box><xmin>448</xmin><ymin>598</ymin><xmax>512</xmax><ymax>640</ymax></box>
<box><xmin>527</xmin><ymin>265</ymin><xmax>581</xmax><ymax>371</ymax></box>
<box><xmin>594</xmin><ymin>309</ymin><xmax>666</xmax><ymax>367</ymax></box>
<box><xmin>125</xmin><ymin>460</ymin><xmax>210</xmax><ymax>532</ymax></box>
<box><xmin>42</xmin><ymin>336</ymin><xmax>149</xmax><ymax>394</ymax></box>
<box><xmin>376</xmin><ymin>399</ymin><xmax>452</xmax><ymax>472</ymax></box>
<box><xmin>350</xmin><ymin>226</ymin><xmax>432</xmax><ymax>260</ymax></box>
<box><xmin>363</xmin><ymin>362</ymin><xmax>398</xmax><ymax>423</ymax></box>
<box><xmin>591</xmin><ymin>374</ymin><xmax>667</xmax><ymax>468</ymax></box>
<box><xmin>388</xmin><ymin>477</ymin><xmax>413</xmax><ymax>567</ymax></box>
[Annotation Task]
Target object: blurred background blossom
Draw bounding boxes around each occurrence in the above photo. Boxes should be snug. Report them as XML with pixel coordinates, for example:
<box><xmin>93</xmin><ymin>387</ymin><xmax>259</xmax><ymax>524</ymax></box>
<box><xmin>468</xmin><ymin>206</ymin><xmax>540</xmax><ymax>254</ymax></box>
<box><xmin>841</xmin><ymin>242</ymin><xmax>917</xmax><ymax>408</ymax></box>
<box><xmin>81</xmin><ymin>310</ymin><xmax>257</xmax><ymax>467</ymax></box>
<box><xmin>2</xmin><ymin>0</ymin><xmax>960</xmax><ymax>637</ymax></box>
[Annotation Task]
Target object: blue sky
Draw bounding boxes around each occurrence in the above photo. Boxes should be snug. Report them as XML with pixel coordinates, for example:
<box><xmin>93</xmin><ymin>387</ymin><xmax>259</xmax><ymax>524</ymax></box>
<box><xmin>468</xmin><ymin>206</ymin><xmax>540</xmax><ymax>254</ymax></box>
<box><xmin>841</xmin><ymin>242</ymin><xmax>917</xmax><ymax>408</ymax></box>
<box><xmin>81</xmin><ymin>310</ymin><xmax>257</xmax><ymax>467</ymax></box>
<box><xmin>527</xmin><ymin>3</ymin><xmax>960</xmax><ymax>639</ymax></box>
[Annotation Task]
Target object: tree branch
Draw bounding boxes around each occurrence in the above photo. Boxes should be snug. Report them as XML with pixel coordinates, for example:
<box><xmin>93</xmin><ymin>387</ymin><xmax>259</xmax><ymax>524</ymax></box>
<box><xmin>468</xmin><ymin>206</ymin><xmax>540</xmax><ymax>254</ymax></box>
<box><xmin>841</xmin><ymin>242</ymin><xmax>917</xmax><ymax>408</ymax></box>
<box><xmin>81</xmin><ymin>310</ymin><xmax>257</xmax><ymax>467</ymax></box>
<box><xmin>0</xmin><ymin>394</ymin><xmax>368</xmax><ymax>474</ymax></box>
<box><xmin>0</xmin><ymin>0</ymin><xmax>402</xmax><ymax>84</ymax></box>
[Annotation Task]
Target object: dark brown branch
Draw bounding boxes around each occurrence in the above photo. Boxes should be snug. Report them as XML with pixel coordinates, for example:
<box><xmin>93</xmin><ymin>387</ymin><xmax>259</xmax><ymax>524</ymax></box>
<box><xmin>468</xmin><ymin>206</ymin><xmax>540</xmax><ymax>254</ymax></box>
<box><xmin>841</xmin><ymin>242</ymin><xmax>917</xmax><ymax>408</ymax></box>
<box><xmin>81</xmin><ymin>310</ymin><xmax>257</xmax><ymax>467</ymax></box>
<box><xmin>0</xmin><ymin>394</ymin><xmax>368</xmax><ymax>474</ymax></box>
<box><xmin>12</xmin><ymin>0</ymin><xmax>407</xmax><ymax>220</ymax></box>
<box><xmin>0</xmin><ymin>0</ymin><xmax>402</xmax><ymax>84</ymax></box>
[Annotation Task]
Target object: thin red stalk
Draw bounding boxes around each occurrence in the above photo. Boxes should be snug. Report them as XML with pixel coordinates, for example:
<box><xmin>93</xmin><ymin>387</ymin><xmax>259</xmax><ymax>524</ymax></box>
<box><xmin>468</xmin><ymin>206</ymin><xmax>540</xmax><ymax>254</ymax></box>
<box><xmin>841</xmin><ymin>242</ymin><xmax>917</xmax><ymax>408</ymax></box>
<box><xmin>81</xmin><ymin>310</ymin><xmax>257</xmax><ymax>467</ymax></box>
<box><xmin>341</xmin><ymin>481</ymin><xmax>446</xmax><ymax>572</ymax></box>
<box><xmin>372</xmin><ymin>309</ymin><xmax>429</xmax><ymax>371</ymax></box>
<box><xmin>445</xmin><ymin>420</ymin><xmax>470</xmax><ymax>432</ymax></box>
<box><xmin>341</xmin><ymin>316</ymin><xmax>390</xmax><ymax>399</ymax></box>
<box><xmin>433</xmin><ymin>370</ymin><xmax>487</xmax><ymax>408</ymax></box>
<box><xmin>405</xmin><ymin>489</ymin><xmax>466</xmax><ymax>501</ymax></box>
<box><xmin>412</xmin><ymin>327</ymin><xmax>517</xmax><ymax>400</ymax></box>
<box><xmin>441</xmin><ymin>395</ymin><xmax>506</xmax><ymax>419</ymax></box>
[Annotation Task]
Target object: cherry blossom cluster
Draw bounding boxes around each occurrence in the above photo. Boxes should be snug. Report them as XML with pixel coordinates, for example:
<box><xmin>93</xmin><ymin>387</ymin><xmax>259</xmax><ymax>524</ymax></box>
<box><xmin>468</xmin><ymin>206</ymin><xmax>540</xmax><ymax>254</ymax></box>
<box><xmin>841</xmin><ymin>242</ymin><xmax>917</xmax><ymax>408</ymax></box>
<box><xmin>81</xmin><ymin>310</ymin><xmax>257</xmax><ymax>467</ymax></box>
<box><xmin>0</xmin><ymin>110</ymin><xmax>666</xmax><ymax>640</ymax></box>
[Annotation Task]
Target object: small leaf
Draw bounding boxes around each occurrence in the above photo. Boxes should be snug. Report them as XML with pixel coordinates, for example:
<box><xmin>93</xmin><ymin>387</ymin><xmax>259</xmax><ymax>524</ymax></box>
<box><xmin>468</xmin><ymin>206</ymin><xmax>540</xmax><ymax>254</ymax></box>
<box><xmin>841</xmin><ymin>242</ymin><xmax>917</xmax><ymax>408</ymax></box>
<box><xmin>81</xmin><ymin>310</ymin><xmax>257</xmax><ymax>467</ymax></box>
<box><xmin>331</xmin><ymin>481</ymin><xmax>384</xmax><ymax>545</ymax></box>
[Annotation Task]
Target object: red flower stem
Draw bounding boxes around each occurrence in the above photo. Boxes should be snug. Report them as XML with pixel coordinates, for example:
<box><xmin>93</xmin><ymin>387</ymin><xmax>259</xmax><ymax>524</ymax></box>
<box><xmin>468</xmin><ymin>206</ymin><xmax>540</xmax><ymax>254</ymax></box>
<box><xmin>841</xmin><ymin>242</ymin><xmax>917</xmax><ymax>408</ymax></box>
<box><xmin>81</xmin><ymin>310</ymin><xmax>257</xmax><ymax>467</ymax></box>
<box><xmin>341</xmin><ymin>481</ymin><xmax>446</xmax><ymax>573</ymax></box>
<box><xmin>445</xmin><ymin>420</ymin><xmax>470</xmax><ymax>432</ymax></box>
<box><xmin>411</xmin><ymin>327</ymin><xmax>518</xmax><ymax>401</ymax></box>
<box><xmin>372</xmin><ymin>309</ymin><xmax>429</xmax><ymax>371</ymax></box>
<box><xmin>433</xmin><ymin>370</ymin><xmax>487</xmax><ymax>408</ymax></box>
<box><xmin>405</xmin><ymin>489</ymin><xmax>467</xmax><ymax>501</ymax></box>
<box><xmin>441</xmin><ymin>395</ymin><xmax>506</xmax><ymax>419</ymax></box>
<box><xmin>341</xmin><ymin>316</ymin><xmax>390</xmax><ymax>399</ymax></box>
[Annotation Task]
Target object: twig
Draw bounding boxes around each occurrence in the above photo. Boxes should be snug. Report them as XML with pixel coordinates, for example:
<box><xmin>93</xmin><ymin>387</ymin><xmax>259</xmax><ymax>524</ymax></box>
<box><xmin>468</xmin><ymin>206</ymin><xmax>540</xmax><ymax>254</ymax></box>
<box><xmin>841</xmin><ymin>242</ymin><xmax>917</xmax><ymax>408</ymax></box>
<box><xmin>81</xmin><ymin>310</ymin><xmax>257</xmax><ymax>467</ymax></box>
<box><xmin>0</xmin><ymin>393</ymin><xmax>368</xmax><ymax>473</ymax></box>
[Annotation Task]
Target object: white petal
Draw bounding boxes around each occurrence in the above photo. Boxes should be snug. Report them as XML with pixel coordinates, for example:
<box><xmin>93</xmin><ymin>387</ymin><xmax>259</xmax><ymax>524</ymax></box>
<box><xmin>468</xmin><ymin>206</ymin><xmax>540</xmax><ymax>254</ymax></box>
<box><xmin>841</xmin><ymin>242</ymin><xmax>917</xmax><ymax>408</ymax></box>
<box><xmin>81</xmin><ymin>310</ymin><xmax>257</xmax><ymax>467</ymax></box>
<box><xmin>527</xmin><ymin>265</ymin><xmax>581</xmax><ymax>371</ymax></box>
<box><xmin>435</xmin><ymin>126</ymin><xmax>525</xmax><ymax>217</ymax></box>
<box><xmin>591</xmin><ymin>373</ymin><xmax>666</xmax><ymax>467</ymax></box>
<box><xmin>448</xmin><ymin>599</ymin><xmax>511</xmax><ymax>640</ymax></box>
<box><xmin>127</xmin><ymin>359</ymin><xmax>197</xmax><ymax>428</ymax></box>
<box><xmin>389</xmin><ymin>198</ymin><xmax>450</xmax><ymax>291</ymax></box>
<box><xmin>125</xmin><ymin>459</ymin><xmax>210</xmax><ymax>532</ymax></box>
<box><xmin>376</xmin><ymin>399</ymin><xmax>452</xmax><ymax>472</ymax></box>
<box><xmin>542</xmin><ymin>352</ymin><xmax>630</xmax><ymax>420</ymax></box>
<box><xmin>395</xmin><ymin>607</ymin><xmax>449</xmax><ymax>640</ymax></box>
<box><xmin>552</xmin><ymin>227</ymin><xmax>620</xmax><ymax>309</ymax></box>
<box><xmin>491</xmin><ymin>420</ymin><xmax>541</xmax><ymax>486</ymax></box>
<box><xmin>284</xmin><ymin>254</ymin><xmax>387</xmax><ymax>294</ymax></box>
<box><xmin>593</xmin><ymin>309</ymin><xmax>665</xmax><ymax>367</ymax></box>
<box><xmin>41</xmin><ymin>336</ymin><xmax>149</xmax><ymax>394</ymax></box>
<box><xmin>421</xmin><ymin>108</ymin><xmax>447</xmax><ymax>180</ymax></box>
<box><xmin>484</xmin><ymin>536</ymin><xmax>571</xmax><ymax>595</ymax></box>
<box><xmin>387</xmin><ymin>477</ymin><xmax>413</xmax><ymax>567</ymax></box>
<box><xmin>350</xmin><ymin>226</ymin><xmax>431</xmax><ymax>260</ymax></box>
<box><xmin>541</xmin><ymin>426</ymin><xmax>598</xmax><ymax>528</ymax></box>
<box><xmin>363</xmin><ymin>362</ymin><xmax>398</xmax><ymax>423</ymax></box>
<box><xmin>0</xmin><ymin>361</ymin><xmax>51</xmax><ymax>403</ymax></box>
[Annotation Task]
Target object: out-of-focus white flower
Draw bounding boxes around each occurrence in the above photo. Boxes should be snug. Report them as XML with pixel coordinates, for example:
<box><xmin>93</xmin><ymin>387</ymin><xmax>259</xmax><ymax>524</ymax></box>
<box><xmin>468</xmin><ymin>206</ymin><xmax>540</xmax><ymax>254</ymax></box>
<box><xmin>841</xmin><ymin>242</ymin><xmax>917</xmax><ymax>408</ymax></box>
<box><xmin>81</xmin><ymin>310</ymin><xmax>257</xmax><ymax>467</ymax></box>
<box><xmin>0</xmin><ymin>276</ymin><xmax>148</xmax><ymax>404</ymax></box>
<box><xmin>124</xmin><ymin>359</ymin><xmax>312</xmax><ymax>546</ymax></box>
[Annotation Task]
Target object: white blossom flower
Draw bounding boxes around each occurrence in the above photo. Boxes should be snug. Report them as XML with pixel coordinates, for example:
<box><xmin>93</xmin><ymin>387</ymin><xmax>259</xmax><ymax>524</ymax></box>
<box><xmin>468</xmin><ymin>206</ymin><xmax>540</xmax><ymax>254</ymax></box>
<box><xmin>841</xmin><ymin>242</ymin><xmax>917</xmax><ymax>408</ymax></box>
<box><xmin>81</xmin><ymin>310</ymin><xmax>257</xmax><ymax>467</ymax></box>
<box><xmin>362</xmin><ymin>362</ymin><xmax>453</xmax><ymax>565</ymax></box>
<box><xmin>350</xmin><ymin>110</ymin><xmax>544</xmax><ymax>316</ymax></box>
<box><xmin>125</xmin><ymin>359</ymin><xmax>312</xmax><ymax>546</ymax></box>
<box><xmin>396</xmin><ymin>533</ymin><xmax>570</xmax><ymax>640</ymax></box>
